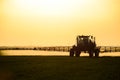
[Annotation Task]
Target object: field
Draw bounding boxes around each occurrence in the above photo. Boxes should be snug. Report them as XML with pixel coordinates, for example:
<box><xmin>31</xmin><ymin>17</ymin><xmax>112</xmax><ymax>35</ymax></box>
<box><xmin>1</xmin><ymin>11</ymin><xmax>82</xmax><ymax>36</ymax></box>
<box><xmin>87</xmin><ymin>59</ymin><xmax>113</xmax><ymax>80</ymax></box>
<box><xmin>0</xmin><ymin>56</ymin><xmax>120</xmax><ymax>80</ymax></box>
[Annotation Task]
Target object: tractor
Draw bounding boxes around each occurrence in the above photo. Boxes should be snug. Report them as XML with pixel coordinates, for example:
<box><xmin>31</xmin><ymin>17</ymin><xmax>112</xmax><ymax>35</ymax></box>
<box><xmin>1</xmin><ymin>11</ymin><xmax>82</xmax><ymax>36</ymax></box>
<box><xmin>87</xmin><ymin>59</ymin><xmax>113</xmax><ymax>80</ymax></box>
<box><xmin>70</xmin><ymin>35</ymin><xmax>100</xmax><ymax>57</ymax></box>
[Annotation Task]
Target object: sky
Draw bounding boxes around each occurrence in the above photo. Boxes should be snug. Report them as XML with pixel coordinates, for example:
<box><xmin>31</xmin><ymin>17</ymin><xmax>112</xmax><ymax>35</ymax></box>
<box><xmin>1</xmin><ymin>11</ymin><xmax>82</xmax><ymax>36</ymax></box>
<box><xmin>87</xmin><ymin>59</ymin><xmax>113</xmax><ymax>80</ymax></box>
<box><xmin>0</xmin><ymin>0</ymin><xmax>120</xmax><ymax>46</ymax></box>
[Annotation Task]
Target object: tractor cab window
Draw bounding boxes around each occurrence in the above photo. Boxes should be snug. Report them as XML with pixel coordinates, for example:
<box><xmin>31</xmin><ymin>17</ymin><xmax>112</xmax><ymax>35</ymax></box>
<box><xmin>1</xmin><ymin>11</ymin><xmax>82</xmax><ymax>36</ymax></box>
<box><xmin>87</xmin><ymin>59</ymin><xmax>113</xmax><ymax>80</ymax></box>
<box><xmin>80</xmin><ymin>38</ymin><xmax>83</xmax><ymax>40</ymax></box>
<box><xmin>77</xmin><ymin>36</ymin><xmax>89</xmax><ymax>45</ymax></box>
<box><xmin>83</xmin><ymin>37</ymin><xmax>89</xmax><ymax>45</ymax></box>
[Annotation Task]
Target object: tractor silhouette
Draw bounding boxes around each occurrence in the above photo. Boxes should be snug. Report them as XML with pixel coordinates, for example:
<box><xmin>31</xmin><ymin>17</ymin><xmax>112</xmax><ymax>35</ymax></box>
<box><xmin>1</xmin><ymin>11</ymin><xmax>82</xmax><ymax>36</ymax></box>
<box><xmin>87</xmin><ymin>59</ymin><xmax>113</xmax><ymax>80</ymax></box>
<box><xmin>70</xmin><ymin>35</ymin><xmax>100</xmax><ymax>57</ymax></box>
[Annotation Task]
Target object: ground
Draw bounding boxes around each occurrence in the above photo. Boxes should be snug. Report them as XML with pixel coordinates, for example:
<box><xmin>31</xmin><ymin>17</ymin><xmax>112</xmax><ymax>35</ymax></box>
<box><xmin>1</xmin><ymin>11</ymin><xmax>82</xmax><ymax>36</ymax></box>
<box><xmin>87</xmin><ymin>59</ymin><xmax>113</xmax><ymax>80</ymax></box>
<box><xmin>0</xmin><ymin>56</ymin><xmax>120</xmax><ymax>80</ymax></box>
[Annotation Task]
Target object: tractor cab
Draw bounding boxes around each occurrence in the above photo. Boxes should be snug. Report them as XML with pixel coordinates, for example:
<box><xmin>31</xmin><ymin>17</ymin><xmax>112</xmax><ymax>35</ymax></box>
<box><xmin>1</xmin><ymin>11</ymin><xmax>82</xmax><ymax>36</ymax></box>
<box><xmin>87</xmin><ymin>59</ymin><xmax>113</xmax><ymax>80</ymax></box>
<box><xmin>76</xmin><ymin>35</ymin><xmax>96</xmax><ymax>48</ymax></box>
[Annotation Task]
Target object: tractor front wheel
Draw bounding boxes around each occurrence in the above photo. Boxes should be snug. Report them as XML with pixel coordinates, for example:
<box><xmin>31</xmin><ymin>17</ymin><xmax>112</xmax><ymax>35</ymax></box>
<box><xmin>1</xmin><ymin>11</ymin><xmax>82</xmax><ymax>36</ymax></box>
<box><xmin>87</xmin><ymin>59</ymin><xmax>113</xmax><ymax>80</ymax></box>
<box><xmin>75</xmin><ymin>52</ymin><xmax>80</xmax><ymax>57</ymax></box>
<box><xmin>75</xmin><ymin>50</ymin><xmax>81</xmax><ymax>57</ymax></box>
<box><xmin>89</xmin><ymin>51</ymin><xmax>94</xmax><ymax>57</ymax></box>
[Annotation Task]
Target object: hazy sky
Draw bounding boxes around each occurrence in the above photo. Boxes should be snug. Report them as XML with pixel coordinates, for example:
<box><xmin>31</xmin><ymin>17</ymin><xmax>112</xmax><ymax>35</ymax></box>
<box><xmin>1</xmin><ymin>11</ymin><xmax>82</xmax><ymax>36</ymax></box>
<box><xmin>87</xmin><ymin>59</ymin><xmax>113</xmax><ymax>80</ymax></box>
<box><xmin>0</xmin><ymin>0</ymin><xmax>120</xmax><ymax>46</ymax></box>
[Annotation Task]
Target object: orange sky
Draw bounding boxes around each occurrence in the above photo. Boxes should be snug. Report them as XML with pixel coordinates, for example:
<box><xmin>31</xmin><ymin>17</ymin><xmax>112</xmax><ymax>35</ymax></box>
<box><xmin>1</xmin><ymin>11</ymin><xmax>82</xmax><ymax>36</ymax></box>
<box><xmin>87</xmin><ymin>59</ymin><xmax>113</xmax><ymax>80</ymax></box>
<box><xmin>0</xmin><ymin>0</ymin><xmax>120</xmax><ymax>46</ymax></box>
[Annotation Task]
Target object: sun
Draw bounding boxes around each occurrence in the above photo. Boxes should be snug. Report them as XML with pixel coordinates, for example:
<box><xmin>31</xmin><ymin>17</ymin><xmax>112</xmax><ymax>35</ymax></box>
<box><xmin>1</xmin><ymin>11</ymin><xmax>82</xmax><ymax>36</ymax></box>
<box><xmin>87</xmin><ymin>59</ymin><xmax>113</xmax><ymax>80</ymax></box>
<box><xmin>13</xmin><ymin>0</ymin><xmax>75</xmax><ymax>16</ymax></box>
<box><xmin>12</xmin><ymin>0</ymin><xmax>109</xmax><ymax>17</ymax></box>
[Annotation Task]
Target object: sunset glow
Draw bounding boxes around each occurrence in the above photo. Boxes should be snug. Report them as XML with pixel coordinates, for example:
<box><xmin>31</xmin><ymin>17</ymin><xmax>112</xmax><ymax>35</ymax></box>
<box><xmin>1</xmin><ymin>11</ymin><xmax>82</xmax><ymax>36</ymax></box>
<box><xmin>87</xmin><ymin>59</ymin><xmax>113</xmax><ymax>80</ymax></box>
<box><xmin>0</xmin><ymin>0</ymin><xmax>120</xmax><ymax>46</ymax></box>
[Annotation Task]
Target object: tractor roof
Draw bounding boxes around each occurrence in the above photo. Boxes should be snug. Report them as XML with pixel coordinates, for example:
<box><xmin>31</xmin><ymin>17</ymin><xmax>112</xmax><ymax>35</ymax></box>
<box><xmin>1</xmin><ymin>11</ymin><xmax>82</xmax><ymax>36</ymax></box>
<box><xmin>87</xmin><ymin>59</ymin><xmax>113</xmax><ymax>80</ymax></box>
<box><xmin>78</xmin><ymin>35</ymin><xmax>91</xmax><ymax>38</ymax></box>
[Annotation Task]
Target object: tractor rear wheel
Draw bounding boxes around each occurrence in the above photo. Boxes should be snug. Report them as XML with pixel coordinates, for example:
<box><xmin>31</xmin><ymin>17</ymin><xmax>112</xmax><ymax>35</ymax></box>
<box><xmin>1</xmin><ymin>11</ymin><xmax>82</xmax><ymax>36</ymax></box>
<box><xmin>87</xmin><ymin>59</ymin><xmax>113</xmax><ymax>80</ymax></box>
<box><xmin>95</xmin><ymin>49</ymin><xmax>100</xmax><ymax>57</ymax></box>
<box><xmin>70</xmin><ymin>49</ymin><xmax>74</xmax><ymax>57</ymax></box>
<box><xmin>70</xmin><ymin>52</ymin><xmax>74</xmax><ymax>57</ymax></box>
